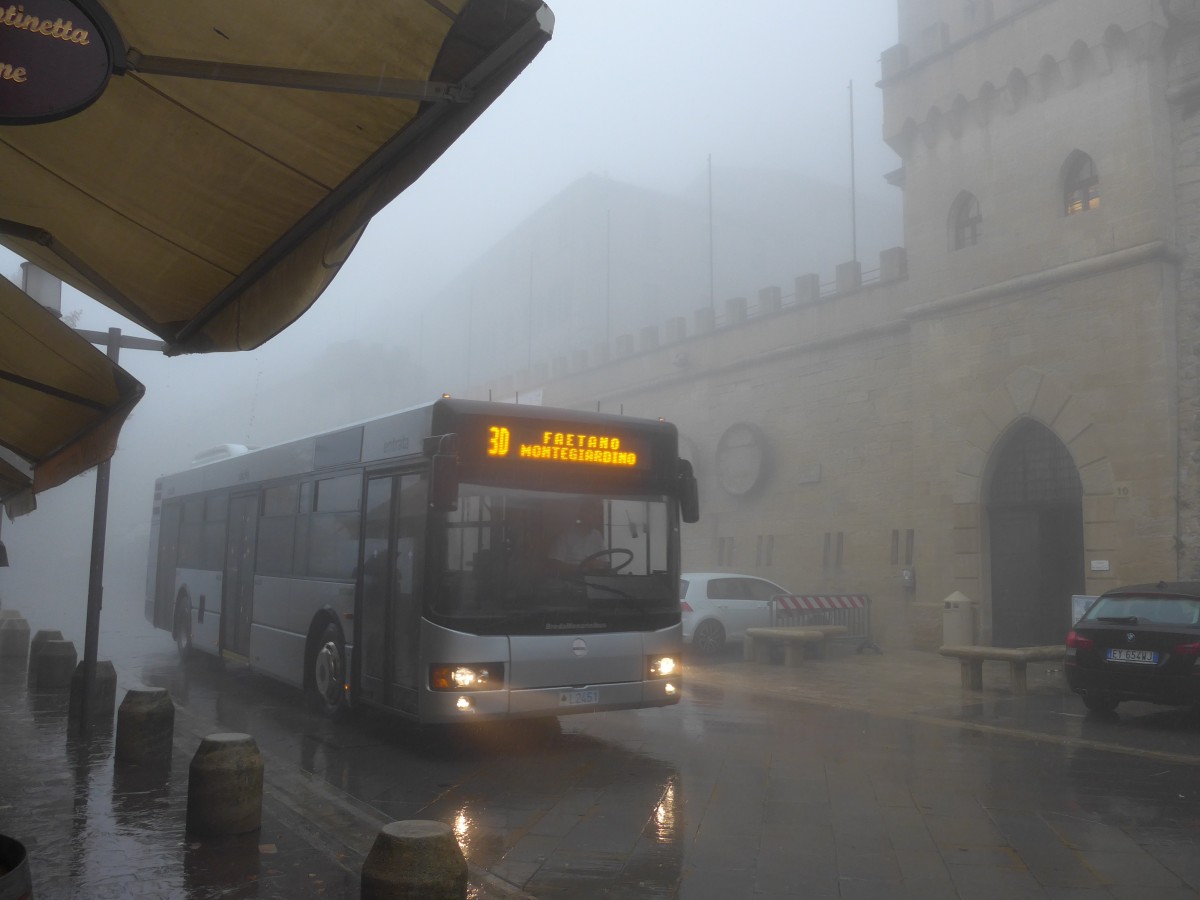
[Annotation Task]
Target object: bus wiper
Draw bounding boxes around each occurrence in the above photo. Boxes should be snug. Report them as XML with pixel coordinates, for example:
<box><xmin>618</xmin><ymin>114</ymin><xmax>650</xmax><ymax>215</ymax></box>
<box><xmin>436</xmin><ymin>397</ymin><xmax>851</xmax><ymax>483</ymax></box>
<box><xmin>1097</xmin><ymin>615</ymin><xmax>1140</xmax><ymax>624</ymax></box>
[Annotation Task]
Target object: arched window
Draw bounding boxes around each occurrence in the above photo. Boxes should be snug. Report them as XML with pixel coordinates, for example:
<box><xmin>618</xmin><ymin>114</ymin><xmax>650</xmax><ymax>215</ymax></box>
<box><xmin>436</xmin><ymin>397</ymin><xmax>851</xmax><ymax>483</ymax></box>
<box><xmin>949</xmin><ymin>191</ymin><xmax>982</xmax><ymax>249</ymax></box>
<box><xmin>1063</xmin><ymin>151</ymin><xmax>1099</xmax><ymax>215</ymax></box>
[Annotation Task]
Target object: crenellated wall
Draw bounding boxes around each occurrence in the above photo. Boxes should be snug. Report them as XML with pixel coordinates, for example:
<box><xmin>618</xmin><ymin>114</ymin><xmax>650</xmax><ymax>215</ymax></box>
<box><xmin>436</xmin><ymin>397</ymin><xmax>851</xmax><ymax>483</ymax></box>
<box><xmin>465</xmin><ymin>1</ymin><xmax>1192</xmax><ymax>650</ymax></box>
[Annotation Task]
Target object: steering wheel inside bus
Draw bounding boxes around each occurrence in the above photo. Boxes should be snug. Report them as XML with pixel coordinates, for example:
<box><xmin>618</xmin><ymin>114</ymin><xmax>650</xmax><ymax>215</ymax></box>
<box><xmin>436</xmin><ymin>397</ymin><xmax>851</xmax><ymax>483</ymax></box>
<box><xmin>578</xmin><ymin>547</ymin><xmax>634</xmax><ymax>573</ymax></box>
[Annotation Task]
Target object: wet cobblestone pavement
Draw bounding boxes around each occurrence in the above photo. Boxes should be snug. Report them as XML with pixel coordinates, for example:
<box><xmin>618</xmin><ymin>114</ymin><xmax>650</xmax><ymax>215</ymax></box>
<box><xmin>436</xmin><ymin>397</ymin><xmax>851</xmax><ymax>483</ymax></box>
<box><xmin>4</xmin><ymin>606</ymin><xmax>1200</xmax><ymax>898</ymax></box>
<box><xmin>0</xmin><ymin>664</ymin><xmax>363</xmax><ymax>898</ymax></box>
<box><xmin>0</xmin><ymin>620</ymin><xmax>527</xmax><ymax>900</ymax></box>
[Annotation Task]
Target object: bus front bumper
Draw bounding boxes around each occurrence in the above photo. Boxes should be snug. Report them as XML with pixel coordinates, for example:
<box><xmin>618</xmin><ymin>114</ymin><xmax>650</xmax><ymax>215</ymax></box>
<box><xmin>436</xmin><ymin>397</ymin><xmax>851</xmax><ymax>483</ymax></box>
<box><xmin>422</xmin><ymin>678</ymin><xmax>680</xmax><ymax>723</ymax></box>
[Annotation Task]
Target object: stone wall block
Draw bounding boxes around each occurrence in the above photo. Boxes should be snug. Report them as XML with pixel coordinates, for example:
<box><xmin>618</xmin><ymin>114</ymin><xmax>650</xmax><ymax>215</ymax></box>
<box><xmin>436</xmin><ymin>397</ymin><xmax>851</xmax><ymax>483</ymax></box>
<box><xmin>1030</xmin><ymin>378</ymin><xmax>1070</xmax><ymax>424</ymax></box>
<box><xmin>956</xmin><ymin>445</ymin><xmax>987</xmax><ymax>479</ymax></box>
<box><xmin>881</xmin><ymin>43</ymin><xmax>910</xmax><ymax>79</ymax></box>
<box><xmin>880</xmin><ymin>247</ymin><xmax>908</xmax><ymax>282</ymax></box>
<box><xmin>836</xmin><ymin>260</ymin><xmax>863</xmax><ymax>293</ymax></box>
<box><xmin>1079</xmin><ymin>459</ymin><xmax>1117</xmax><ymax>497</ymax></box>
<box><xmin>1005</xmin><ymin>367</ymin><xmax>1044</xmax><ymax>415</ymax></box>
<box><xmin>665</xmin><ymin>316</ymin><xmax>687</xmax><ymax>343</ymax></box>
<box><xmin>952</xmin><ymin>471</ymin><xmax>981</xmax><ymax>505</ymax></box>
<box><xmin>757</xmin><ymin>286</ymin><xmax>782</xmax><ymax>314</ymax></box>
<box><xmin>794</xmin><ymin>273</ymin><xmax>821</xmax><ymax>304</ymax></box>
<box><xmin>1051</xmin><ymin>398</ymin><xmax>1093</xmax><ymax>445</ymax></box>
<box><xmin>639</xmin><ymin>325</ymin><xmax>660</xmax><ymax>352</ymax></box>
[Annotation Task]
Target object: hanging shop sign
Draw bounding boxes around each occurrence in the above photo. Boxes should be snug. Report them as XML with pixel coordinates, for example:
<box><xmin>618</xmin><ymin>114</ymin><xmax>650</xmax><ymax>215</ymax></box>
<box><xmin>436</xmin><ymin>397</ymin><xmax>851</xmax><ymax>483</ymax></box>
<box><xmin>0</xmin><ymin>0</ymin><xmax>122</xmax><ymax>124</ymax></box>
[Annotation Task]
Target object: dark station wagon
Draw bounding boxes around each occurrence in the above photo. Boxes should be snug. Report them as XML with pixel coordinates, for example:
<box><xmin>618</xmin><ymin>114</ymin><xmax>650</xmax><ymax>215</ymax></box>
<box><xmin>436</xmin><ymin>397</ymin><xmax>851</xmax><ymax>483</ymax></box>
<box><xmin>1065</xmin><ymin>582</ymin><xmax>1200</xmax><ymax>713</ymax></box>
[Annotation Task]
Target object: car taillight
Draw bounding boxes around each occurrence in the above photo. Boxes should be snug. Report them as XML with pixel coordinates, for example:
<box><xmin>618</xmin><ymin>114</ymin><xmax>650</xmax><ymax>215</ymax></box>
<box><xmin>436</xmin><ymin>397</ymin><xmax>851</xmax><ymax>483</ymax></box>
<box><xmin>680</xmin><ymin>601</ymin><xmax>694</xmax><ymax>612</ymax></box>
<box><xmin>1066</xmin><ymin>631</ymin><xmax>1093</xmax><ymax>650</ymax></box>
<box><xmin>1171</xmin><ymin>641</ymin><xmax>1200</xmax><ymax>657</ymax></box>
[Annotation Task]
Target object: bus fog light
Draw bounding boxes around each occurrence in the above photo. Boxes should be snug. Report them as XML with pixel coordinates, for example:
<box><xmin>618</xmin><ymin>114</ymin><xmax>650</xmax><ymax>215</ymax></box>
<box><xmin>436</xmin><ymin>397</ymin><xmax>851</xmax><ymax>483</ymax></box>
<box><xmin>665</xmin><ymin>683</ymin><xmax>676</xmax><ymax>695</ymax></box>
<box><xmin>456</xmin><ymin>696</ymin><xmax>473</xmax><ymax>712</ymax></box>
<box><xmin>648</xmin><ymin>656</ymin><xmax>678</xmax><ymax>678</ymax></box>
<box><xmin>430</xmin><ymin>663</ymin><xmax>504</xmax><ymax>691</ymax></box>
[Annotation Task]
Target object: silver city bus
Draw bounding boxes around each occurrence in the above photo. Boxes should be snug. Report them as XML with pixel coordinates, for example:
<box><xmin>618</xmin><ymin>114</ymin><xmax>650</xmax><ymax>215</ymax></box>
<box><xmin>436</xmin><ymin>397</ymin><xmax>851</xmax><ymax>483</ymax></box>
<box><xmin>145</xmin><ymin>398</ymin><xmax>700</xmax><ymax>723</ymax></box>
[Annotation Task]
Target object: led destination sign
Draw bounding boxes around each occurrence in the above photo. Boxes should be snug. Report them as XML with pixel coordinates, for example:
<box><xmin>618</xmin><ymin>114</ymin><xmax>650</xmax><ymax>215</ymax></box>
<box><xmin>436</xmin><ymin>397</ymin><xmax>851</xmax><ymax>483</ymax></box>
<box><xmin>485</xmin><ymin>424</ymin><xmax>645</xmax><ymax>469</ymax></box>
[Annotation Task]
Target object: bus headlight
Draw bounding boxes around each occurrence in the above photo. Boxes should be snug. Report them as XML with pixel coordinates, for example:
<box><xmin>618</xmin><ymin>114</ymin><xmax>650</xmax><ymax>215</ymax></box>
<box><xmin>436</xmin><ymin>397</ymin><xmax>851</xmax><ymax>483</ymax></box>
<box><xmin>430</xmin><ymin>663</ymin><xmax>504</xmax><ymax>691</ymax></box>
<box><xmin>648</xmin><ymin>656</ymin><xmax>678</xmax><ymax>679</ymax></box>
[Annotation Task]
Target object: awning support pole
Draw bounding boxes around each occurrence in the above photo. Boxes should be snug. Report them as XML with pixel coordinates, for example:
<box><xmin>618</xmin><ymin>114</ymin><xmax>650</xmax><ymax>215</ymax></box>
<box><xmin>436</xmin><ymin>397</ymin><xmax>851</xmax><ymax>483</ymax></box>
<box><xmin>74</xmin><ymin>327</ymin><xmax>121</xmax><ymax>724</ymax></box>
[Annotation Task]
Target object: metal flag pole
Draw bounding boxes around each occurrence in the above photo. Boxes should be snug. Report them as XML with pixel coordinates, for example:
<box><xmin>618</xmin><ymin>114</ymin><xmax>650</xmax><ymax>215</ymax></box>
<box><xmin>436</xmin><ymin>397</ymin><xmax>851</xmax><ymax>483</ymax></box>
<box><xmin>850</xmin><ymin>80</ymin><xmax>858</xmax><ymax>264</ymax></box>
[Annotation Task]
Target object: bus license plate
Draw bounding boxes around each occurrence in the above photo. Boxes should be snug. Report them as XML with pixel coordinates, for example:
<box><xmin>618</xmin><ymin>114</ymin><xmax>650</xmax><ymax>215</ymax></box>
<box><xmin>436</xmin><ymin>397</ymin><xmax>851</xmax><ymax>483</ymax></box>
<box><xmin>1106</xmin><ymin>648</ymin><xmax>1158</xmax><ymax>664</ymax></box>
<box><xmin>560</xmin><ymin>689</ymin><xmax>598</xmax><ymax>706</ymax></box>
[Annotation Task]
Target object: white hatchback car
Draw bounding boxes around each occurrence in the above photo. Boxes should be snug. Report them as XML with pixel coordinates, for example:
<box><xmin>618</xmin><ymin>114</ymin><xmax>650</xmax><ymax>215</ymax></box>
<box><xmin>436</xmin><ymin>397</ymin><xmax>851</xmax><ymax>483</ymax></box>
<box><xmin>680</xmin><ymin>572</ymin><xmax>790</xmax><ymax>655</ymax></box>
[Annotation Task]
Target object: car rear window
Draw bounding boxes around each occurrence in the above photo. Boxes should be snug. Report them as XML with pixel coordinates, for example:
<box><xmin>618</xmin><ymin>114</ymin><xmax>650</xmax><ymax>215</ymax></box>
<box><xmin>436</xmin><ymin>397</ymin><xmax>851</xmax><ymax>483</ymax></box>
<box><xmin>679</xmin><ymin>579</ymin><xmax>690</xmax><ymax>598</ymax></box>
<box><xmin>1083</xmin><ymin>594</ymin><xmax>1200</xmax><ymax>626</ymax></box>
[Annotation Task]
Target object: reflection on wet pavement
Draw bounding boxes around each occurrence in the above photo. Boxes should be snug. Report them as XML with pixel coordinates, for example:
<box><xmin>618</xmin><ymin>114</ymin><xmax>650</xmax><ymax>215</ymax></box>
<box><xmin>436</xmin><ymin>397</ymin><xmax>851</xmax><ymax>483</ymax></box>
<box><xmin>1</xmin><ymin>634</ymin><xmax>360</xmax><ymax>899</ymax></box>
<box><xmin>5</xmin><ymin>614</ymin><xmax>1200</xmax><ymax>898</ymax></box>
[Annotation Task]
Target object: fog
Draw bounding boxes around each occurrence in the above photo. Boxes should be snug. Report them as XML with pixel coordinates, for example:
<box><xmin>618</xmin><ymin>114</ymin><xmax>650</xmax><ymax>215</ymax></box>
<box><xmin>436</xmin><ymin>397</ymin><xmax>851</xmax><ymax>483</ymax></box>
<box><xmin>0</xmin><ymin>1</ymin><xmax>901</xmax><ymax>641</ymax></box>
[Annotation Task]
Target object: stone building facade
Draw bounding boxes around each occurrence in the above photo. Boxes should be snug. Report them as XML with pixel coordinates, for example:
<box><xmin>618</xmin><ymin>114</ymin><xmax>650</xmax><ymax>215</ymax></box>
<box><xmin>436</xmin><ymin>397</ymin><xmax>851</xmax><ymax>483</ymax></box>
<box><xmin>475</xmin><ymin>0</ymin><xmax>1199</xmax><ymax>649</ymax></box>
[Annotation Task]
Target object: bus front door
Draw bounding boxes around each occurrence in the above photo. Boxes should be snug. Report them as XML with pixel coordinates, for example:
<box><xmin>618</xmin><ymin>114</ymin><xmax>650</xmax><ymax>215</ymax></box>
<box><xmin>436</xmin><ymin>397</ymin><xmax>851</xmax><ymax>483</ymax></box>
<box><xmin>359</xmin><ymin>473</ymin><xmax>424</xmax><ymax>714</ymax></box>
<box><xmin>222</xmin><ymin>493</ymin><xmax>258</xmax><ymax>661</ymax></box>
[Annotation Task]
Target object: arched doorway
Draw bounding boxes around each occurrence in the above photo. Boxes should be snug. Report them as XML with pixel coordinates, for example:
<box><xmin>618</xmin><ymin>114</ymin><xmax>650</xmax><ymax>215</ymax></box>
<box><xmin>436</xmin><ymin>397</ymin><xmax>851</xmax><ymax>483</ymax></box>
<box><xmin>987</xmin><ymin>420</ymin><xmax>1085</xmax><ymax>646</ymax></box>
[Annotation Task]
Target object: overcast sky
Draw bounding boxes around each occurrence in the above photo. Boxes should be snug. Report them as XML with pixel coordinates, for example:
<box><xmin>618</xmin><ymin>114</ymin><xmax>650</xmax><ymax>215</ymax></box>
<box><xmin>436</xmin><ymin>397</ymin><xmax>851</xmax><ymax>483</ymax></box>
<box><xmin>335</xmin><ymin>0</ymin><xmax>902</xmax><ymax>344</ymax></box>
<box><xmin>0</xmin><ymin>0</ymin><xmax>902</xmax><ymax>623</ymax></box>
<box><xmin>9</xmin><ymin>0</ymin><xmax>902</xmax><ymax>342</ymax></box>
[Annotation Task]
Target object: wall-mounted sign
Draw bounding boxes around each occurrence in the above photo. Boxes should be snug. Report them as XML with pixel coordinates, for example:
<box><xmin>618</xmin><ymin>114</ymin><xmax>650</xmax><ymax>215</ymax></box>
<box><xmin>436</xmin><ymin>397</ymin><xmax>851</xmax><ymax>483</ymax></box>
<box><xmin>0</xmin><ymin>0</ymin><xmax>121</xmax><ymax>125</ymax></box>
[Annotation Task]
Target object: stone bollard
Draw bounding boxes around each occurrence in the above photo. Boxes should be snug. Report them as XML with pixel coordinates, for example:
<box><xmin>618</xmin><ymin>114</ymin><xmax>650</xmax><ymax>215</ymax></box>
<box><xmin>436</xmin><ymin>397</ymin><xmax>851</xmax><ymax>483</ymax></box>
<box><xmin>361</xmin><ymin>820</ymin><xmax>468</xmax><ymax>900</ymax></box>
<box><xmin>69</xmin><ymin>660</ymin><xmax>117</xmax><ymax>721</ymax></box>
<box><xmin>116</xmin><ymin>689</ymin><xmax>175</xmax><ymax>766</ymax></box>
<box><xmin>32</xmin><ymin>639</ymin><xmax>77</xmax><ymax>689</ymax></box>
<box><xmin>0</xmin><ymin>611</ymin><xmax>30</xmax><ymax>669</ymax></box>
<box><xmin>0</xmin><ymin>832</ymin><xmax>34</xmax><ymax>900</ymax></box>
<box><xmin>186</xmin><ymin>733</ymin><xmax>263</xmax><ymax>835</ymax></box>
<box><xmin>27</xmin><ymin>630</ymin><xmax>64</xmax><ymax>682</ymax></box>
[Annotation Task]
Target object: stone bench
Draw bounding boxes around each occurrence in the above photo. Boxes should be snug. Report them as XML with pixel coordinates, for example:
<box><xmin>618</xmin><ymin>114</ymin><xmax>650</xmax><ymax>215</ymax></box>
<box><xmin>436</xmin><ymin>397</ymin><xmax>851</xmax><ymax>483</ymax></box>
<box><xmin>744</xmin><ymin>626</ymin><xmax>849</xmax><ymax>666</ymax></box>
<box><xmin>939</xmin><ymin>645</ymin><xmax>1065</xmax><ymax>695</ymax></box>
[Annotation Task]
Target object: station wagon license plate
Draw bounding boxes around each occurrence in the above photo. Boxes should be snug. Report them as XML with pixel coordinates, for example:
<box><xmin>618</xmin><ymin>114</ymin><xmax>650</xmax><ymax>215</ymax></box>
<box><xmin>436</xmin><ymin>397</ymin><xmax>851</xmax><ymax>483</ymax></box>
<box><xmin>559</xmin><ymin>689</ymin><xmax>599</xmax><ymax>706</ymax></box>
<box><xmin>1106</xmin><ymin>648</ymin><xmax>1158</xmax><ymax>665</ymax></box>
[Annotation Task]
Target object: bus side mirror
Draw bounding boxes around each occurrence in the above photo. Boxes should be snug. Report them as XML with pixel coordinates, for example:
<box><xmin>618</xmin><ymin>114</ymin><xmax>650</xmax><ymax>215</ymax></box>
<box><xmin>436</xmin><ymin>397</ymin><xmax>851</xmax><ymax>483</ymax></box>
<box><xmin>678</xmin><ymin>459</ymin><xmax>700</xmax><ymax>524</ymax></box>
<box><xmin>428</xmin><ymin>433</ymin><xmax>459</xmax><ymax>512</ymax></box>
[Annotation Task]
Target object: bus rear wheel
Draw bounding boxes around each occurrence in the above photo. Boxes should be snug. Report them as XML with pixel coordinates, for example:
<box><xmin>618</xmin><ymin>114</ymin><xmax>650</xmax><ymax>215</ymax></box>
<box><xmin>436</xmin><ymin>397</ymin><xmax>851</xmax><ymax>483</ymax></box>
<box><xmin>309</xmin><ymin>622</ymin><xmax>347</xmax><ymax>717</ymax></box>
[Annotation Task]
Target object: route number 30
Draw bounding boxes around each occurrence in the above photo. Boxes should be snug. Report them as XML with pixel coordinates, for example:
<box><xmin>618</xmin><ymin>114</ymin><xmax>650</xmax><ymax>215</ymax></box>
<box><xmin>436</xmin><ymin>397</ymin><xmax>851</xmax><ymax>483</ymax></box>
<box><xmin>487</xmin><ymin>426</ymin><xmax>511</xmax><ymax>457</ymax></box>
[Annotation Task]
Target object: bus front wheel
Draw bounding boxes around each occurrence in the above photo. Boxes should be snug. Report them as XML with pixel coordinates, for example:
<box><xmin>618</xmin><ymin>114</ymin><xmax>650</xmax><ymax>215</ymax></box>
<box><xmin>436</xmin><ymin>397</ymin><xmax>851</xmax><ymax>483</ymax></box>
<box><xmin>308</xmin><ymin>622</ymin><xmax>347</xmax><ymax>717</ymax></box>
<box><xmin>174</xmin><ymin>602</ymin><xmax>193</xmax><ymax>659</ymax></box>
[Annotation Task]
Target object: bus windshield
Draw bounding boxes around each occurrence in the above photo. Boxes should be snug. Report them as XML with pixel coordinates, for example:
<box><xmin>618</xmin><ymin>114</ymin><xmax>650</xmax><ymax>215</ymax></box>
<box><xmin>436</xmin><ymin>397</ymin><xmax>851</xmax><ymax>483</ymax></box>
<box><xmin>431</xmin><ymin>483</ymin><xmax>677</xmax><ymax>635</ymax></box>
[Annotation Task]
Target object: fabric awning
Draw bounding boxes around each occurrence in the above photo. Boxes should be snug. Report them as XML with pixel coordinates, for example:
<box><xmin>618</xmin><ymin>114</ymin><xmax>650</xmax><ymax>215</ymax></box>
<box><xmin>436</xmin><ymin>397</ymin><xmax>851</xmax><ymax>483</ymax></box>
<box><xmin>0</xmin><ymin>274</ymin><xmax>144</xmax><ymax>513</ymax></box>
<box><xmin>0</xmin><ymin>0</ymin><xmax>553</xmax><ymax>355</ymax></box>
